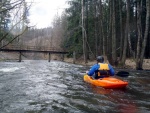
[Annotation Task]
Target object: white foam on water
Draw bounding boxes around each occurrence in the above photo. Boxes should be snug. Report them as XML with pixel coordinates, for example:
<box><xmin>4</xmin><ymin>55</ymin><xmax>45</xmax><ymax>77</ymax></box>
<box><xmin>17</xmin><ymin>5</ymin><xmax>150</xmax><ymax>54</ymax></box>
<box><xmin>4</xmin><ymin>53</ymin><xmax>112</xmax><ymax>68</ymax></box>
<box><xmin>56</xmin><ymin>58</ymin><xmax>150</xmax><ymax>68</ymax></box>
<box><xmin>0</xmin><ymin>67</ymin><xmax>23</xmax><ymax>72</ymax></box>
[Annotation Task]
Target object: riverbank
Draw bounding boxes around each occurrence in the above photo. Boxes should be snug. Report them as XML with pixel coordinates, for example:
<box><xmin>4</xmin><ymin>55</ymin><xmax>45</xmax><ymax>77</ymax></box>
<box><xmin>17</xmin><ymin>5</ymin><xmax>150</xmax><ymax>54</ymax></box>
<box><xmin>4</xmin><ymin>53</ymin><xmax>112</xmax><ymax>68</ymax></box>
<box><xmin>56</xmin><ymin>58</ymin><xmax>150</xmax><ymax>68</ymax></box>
<box><xmin>0</xmin><ymin>52</ymin><xmax>149</xmax><ymax>70</ymax></box>
<box><xmin>64</xmin><ymin>58</ymin><xmax>150</xmax><ymax>70</ymax></box>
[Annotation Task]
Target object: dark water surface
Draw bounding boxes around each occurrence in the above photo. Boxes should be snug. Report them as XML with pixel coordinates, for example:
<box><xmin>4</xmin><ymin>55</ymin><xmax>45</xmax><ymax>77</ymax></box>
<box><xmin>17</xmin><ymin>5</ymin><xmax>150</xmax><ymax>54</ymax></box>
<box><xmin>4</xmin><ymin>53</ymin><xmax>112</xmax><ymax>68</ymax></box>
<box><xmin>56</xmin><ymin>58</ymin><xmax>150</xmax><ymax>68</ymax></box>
<box><xmin>0</xmin><ymin>60</ymin><xmax>149</xmax><ymax>113</ymax></box>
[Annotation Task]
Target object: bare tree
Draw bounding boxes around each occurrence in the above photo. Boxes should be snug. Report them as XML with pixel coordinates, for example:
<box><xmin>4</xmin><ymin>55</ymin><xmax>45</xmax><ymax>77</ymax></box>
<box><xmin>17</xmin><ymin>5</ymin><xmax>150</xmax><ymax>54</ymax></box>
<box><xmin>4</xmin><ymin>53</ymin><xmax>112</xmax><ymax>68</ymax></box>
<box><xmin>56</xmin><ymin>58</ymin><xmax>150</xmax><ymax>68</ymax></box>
<box><xmin>94</xmin><ymin>0</ymin><xmax>98</xmax><ymax>57</ymax></box>
<box><xmin>121</xmin><ymin>1</ymin><xmax>129</xmax><ymax>66</ymax></box>
<box><xmin>0</xmin><ymin>0</ymin><xmax>32</xmax><ymax>48</ymax></box>
<box><xmin>112</xmin><ymin>0</ymin><xmax>117</xmax><ymax>65</ymax></box>
<box><xmin>136</xmin><ymin>0</ymin><xmax>150</xmax><ymax>70</ymax></box>
<box><xmin>82</xmin><ymin>0</ymin><xmax>87</xmax><ymax>63</ymax></box>
<box><xmin>119</xmin><ymin>0</ymin><xmax>123</xmax><ymax>60</ymax></box>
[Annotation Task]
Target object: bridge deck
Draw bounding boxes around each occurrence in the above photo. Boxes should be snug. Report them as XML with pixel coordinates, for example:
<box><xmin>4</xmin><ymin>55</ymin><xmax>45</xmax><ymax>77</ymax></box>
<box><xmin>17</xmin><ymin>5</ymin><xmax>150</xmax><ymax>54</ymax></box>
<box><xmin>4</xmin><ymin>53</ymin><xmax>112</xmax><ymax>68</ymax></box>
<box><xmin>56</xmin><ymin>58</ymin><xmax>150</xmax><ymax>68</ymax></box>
<box><xmin>0</xmin><ymin>45</ymin><xmax>68</xmax><ymax>54</ymax></box>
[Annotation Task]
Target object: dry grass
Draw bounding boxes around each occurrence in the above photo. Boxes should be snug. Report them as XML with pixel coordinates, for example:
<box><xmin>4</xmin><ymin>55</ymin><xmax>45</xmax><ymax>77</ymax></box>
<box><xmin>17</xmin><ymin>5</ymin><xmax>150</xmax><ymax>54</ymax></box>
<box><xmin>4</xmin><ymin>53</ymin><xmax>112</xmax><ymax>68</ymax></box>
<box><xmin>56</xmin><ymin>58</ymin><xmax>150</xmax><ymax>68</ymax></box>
<box><xmin>125</xmin><ymin>59</ymin><xmax>150</xmax><ymax>70</ymax></box>
<box><xmin>64</xmin><ymin>58</ymin><xmax>150</xmax><ymax>70</ymax></box>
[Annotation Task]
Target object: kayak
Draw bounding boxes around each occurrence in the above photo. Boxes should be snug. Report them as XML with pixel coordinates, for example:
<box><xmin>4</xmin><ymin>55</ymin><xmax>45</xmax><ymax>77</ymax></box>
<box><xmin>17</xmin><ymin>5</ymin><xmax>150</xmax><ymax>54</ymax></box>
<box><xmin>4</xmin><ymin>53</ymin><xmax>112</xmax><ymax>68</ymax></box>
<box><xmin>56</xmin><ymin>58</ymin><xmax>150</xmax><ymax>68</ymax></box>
<box><xmin>84</xmin><ymin>75</ymin><xmax>128</xmax><ymax>89</ymax></box>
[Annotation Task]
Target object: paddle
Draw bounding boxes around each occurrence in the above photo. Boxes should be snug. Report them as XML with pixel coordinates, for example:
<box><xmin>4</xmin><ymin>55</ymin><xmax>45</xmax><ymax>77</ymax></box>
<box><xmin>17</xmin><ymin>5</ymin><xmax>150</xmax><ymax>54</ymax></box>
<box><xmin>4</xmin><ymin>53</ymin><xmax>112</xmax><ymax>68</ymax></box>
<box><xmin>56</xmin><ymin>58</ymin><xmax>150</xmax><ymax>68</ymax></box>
<box><xmin>115</xmin><ymin>71</ymin><xmax>129</xmax><ymax>77</ymax></box>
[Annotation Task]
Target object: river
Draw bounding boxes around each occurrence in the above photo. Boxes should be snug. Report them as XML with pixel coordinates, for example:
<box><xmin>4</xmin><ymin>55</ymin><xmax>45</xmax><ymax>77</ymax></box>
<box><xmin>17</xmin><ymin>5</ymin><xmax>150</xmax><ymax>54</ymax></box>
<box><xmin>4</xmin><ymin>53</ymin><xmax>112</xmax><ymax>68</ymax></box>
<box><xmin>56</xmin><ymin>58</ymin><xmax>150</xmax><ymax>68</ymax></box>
<box><xmin>0</xmin><ymin>60</ymin><xmax>149</xmax><ymax>113</ymax></box>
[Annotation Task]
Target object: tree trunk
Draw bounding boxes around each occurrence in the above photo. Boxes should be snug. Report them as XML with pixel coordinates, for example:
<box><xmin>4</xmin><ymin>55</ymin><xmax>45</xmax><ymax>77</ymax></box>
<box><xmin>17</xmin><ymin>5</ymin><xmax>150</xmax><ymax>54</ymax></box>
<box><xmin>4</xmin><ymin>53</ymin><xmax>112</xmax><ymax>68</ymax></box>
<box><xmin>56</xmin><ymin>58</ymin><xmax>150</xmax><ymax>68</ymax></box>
<box><xmin>119</xmin><ymin>0</ymin><xmax>123</xmax><ymax>60</ymax></box>
<box><xmin>94</xmin><ymin>0</ymin><xmax>98</xmax><ymax>57</ymax></box>
<box><xmin>126</xmin><ymin>0</ymin><xmax>134</xmax><ymax>58</ymax></box>
<box><xmin>136</xmin><ymin>0</ymin><xmax>142</xmax><ymax>69</ymax></box>
<box><xmin>107</xmin><ymin>0</ymin><xmax>113</xmax><ymax>64</ymax></box>
<box><xmin>97</xmin><ymin>1</ymin><xmax>102</xmax><ymax>55</ymax></box>
<box><xmin>98</xmin><ymin>0</ymin><xmax>106</xmax><ymax>57</ymax></box>
<box><xmin>85</xmin><ymin>0</ymin><xmax>89</xmax><ymax>60</ymax></box>
<box><xmin>121</xmin><ymin>2</ymin><xmax>128</xmax><ymax>66</ymax></box>
<box><xmin>112</xmin><ymin>0</ymin><xmax>117</xmax><ymax>65</ymax></box>
<box><xmin>136</xmin><ymin>0</ymin><xmax>150</xmax><ymax>70</ymax></box>
<box><xmin>82</xmin><ymin>0</ymin><xmax>87</xmax><ymax>63</ymax></box>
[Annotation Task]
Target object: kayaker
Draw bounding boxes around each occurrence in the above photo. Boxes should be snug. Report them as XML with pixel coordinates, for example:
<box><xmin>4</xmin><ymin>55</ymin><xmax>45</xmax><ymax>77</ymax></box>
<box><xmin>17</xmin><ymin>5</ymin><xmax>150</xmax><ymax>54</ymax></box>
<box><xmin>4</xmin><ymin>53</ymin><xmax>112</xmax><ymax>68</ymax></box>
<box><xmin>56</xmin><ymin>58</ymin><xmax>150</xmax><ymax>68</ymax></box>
<box><xmin>86</xmin><ymin>56</ymin><xmax>115</xmax><ymax>79</ymax></box>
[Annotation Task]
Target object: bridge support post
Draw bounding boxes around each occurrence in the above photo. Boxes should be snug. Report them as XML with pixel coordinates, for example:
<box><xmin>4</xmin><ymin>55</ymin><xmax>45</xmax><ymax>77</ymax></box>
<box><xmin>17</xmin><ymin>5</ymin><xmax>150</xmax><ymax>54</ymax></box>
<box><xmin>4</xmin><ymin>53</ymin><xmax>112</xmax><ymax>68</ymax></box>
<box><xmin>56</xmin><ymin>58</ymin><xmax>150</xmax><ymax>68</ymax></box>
<box><xmin>60</xmin><ymin>54</ymin><xmax>64</xmax><ymax>61</ymax></box>
<box><xmin>48</xmin><ymin>53</ymin><xmax>51</xmax><ymax>62</ymax></box>
<box><xmin>73</xmin><ymin>51</ymin><xmax>76</xmax><ymax>64</ymax></box>
<box><xmin>19</xmin><ymin>51</ymin><xmax>22</xmax><ymax>62</ymax></box>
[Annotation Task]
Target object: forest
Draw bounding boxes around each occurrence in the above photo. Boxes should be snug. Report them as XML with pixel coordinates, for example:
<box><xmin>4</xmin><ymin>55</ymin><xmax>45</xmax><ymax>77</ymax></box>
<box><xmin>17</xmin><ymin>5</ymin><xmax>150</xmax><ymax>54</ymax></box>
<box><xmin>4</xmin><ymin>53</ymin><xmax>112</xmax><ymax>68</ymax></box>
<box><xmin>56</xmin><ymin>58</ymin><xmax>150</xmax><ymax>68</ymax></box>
<box><xmin>0</xmin><ymin>0</ymin><xmax>150</xmax><ymax>70</ymax></box>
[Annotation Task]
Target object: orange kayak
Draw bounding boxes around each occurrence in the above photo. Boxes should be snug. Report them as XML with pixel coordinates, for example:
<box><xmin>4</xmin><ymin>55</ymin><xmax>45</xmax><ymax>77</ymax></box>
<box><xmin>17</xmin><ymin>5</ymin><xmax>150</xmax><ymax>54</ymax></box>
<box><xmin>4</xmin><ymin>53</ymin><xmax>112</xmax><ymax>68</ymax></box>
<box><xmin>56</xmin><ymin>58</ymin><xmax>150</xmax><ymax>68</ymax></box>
<box><xmin>84</xmin><ymin>75</ymin><xmax>128</xmax><ymax>89</ymax></box>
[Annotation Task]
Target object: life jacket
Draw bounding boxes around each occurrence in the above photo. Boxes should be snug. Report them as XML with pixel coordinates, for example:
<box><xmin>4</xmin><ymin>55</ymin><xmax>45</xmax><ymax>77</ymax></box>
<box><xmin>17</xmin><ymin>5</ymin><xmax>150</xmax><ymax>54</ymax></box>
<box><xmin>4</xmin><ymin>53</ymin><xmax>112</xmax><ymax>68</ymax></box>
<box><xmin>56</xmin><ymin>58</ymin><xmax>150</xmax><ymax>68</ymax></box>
<box><xmin>97</xmin><ymin>63</ymin><xmax>110</xmax><ymax>77</ymax></box>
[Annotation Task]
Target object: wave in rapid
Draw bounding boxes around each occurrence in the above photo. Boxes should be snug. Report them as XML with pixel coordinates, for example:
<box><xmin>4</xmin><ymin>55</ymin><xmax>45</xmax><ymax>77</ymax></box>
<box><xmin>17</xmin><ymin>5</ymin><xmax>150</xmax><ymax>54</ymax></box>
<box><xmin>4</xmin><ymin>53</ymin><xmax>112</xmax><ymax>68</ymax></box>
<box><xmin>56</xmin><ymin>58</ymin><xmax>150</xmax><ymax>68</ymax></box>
<box><xmin>0</xmin><ymin>67</ymin><xmax>24</xmax><ymax>72</ymax></box>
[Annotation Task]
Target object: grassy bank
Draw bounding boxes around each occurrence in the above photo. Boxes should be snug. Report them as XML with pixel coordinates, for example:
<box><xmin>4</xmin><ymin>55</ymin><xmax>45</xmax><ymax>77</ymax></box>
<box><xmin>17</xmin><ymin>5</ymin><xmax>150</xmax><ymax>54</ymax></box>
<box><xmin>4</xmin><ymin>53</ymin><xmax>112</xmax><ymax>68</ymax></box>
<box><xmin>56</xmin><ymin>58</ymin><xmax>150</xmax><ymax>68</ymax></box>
<box><xmin>64</xmin><ymin>58</ymin><xmax>150</xmax><ymax>70</ymax></box>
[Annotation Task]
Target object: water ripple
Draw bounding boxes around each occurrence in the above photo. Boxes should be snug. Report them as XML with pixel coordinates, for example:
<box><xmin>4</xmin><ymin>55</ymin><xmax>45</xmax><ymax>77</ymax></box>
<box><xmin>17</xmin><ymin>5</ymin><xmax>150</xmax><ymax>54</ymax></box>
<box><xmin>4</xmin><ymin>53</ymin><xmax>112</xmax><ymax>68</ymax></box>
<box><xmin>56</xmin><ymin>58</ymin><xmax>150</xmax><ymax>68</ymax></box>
<box><xmin>0</xmin><ymin>60</ymin><xmax>149</xmax><ymax>113</ymax></box>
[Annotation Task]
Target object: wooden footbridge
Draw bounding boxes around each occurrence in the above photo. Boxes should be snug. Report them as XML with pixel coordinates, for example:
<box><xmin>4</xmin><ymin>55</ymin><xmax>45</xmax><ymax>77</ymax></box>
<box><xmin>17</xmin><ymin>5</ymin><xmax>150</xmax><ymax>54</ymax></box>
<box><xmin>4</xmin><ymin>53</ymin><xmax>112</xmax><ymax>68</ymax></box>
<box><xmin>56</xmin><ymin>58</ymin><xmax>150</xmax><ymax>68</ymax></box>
<box><xmin>0</xmin><ymin>45</ymin><xmax>68</xmax><ymax>62</ymax></box>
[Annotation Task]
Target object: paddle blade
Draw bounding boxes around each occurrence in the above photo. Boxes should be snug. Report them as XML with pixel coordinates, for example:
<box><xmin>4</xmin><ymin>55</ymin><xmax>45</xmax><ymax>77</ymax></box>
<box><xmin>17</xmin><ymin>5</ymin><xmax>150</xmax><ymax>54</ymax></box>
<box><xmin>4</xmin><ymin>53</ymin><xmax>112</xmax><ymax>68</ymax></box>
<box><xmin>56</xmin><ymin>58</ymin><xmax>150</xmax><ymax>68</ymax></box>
<box><xmin>116</xmin><ymin>71</ymin><xmax>129</xmax><ymax>77</ymax></box>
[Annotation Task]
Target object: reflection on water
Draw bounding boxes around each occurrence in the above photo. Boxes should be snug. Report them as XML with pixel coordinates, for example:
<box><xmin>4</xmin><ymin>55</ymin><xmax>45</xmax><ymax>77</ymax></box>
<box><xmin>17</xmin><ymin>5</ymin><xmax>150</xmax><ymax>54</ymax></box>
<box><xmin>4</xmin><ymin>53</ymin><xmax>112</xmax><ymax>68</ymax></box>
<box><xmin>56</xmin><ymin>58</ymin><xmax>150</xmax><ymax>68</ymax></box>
<box><xmin>0</xmin><ymin>60</ymin><xmax>149</xmax><ymax>113</ymax></box>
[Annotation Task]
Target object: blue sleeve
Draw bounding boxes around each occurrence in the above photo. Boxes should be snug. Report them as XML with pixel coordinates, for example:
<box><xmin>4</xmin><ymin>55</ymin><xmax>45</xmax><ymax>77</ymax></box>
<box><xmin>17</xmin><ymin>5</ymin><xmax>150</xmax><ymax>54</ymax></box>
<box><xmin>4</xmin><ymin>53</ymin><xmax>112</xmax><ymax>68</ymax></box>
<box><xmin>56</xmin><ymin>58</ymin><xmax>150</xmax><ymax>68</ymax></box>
<box><xmin>87</xmin><ymin>64</ymin><xmax>99</xmax><ymax>76</ymax></box>
<box><xmin>108</xmin><ymin>64</ymin><xmax>115</xmax><ymax>76</ymax></box>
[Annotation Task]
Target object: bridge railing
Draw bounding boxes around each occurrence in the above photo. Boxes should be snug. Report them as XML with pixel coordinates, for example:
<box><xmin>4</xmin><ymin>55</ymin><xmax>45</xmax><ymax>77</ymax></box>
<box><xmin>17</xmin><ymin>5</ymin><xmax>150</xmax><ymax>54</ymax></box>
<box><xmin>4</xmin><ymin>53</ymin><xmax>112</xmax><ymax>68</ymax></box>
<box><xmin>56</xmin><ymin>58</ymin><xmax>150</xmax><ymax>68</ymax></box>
<box><xmin>2</xmin><ymin>44</ymin><xmax>65</xmax><ymax>52</ymax></box>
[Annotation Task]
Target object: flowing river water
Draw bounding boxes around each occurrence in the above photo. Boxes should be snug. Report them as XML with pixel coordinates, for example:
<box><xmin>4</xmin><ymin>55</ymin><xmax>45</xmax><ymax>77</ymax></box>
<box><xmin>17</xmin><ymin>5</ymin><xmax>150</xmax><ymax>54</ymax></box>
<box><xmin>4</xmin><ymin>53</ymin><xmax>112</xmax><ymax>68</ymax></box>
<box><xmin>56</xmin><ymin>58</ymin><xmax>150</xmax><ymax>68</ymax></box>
<box><xmin>0</xmin><ymin>60</ymin><xmax>149</xmax><ymax>113</ymax></box>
